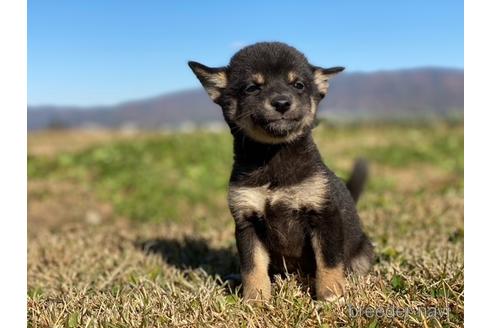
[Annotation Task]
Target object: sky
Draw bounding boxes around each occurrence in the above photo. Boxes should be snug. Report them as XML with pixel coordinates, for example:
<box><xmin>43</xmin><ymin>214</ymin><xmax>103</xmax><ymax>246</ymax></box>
<box><xmin>28</xmin><ymin>0</ymin><xmax>464</xmax><ymax>106</ymax></box>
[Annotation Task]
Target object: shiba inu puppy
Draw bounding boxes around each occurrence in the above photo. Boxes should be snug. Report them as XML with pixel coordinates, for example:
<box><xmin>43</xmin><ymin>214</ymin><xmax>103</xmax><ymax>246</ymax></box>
<box><xmin>189</xmin><ymin>42</ymin><xmax>373</xmax><ymax>301</ymax></box>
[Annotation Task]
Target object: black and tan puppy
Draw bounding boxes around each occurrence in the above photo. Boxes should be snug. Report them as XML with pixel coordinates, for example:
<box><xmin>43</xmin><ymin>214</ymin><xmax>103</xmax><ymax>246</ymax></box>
<box><xmin>188</xmin><ymin>42</ymin><xmax>373</xmax><ymax>301</ymax></box>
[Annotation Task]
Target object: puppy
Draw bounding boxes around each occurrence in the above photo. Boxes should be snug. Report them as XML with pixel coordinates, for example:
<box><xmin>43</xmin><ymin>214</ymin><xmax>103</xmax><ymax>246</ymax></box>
<box><xmin>189</xmin><ymin>42</ymin><xmax>373</xmax><ymax>301</ymax></box>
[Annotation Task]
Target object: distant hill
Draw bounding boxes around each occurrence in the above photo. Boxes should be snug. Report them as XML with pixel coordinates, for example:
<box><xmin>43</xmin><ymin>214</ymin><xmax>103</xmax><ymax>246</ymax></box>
<box><xmin>28</xmin><ymin>67</ymin><xmax>463</xmax><ymax>130</ymax></box>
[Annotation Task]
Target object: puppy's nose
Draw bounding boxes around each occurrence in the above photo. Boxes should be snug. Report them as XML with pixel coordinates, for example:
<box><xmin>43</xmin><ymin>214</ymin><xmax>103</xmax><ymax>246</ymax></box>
<box><xmin>270</xmin><ymin>96</ymin><xmax>291</xmax><ymax>113</ymax></box>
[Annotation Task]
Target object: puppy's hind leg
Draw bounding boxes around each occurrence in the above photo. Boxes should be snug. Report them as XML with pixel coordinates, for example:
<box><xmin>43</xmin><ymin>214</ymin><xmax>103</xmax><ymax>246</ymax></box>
<box><xmin>311</xmin><ymin>224</ymin><xmax>346</xmax><ymax>301</ymax></box>
<box><xmin>348</xmin><ymin>235</ymin><xmax>374</xmax><ymax>275</ymax></box>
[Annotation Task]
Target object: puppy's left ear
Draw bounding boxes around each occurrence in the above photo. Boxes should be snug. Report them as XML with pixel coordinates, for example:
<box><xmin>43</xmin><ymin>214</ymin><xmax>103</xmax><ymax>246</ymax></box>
<box><xmin>311</xmin><ymin>66</ymin><xmax>345</xmax><ymax>97</ymax></box>
<box><xmin>188</xmin><ymin>61</ymin><xmax>228</xmax><ymax>103</ymax></box>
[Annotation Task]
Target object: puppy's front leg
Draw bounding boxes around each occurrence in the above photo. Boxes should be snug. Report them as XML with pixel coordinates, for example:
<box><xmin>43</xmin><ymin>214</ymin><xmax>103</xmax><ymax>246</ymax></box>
<box><xmin>235</xmin><ymin>221</ymin><xmax>271</xmax><ymax>301</ymax></box>
<box><xmin>311</xmin><ymin>223</ymin><xmax>345</xmax><ymax>301</ymax></box>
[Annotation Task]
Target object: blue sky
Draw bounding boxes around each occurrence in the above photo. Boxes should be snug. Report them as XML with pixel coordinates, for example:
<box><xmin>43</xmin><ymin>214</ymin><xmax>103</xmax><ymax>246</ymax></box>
<box><xmin>28</xmin><ymin>0</ymin><xmax>463</xmax><ymax>106</ymax></box>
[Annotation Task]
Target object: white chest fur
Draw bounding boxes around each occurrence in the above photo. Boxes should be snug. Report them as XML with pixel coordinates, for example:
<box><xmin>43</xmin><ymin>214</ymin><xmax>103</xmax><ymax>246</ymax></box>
<box><xmin>228</xmin><ymin>173</ymin><xmax>328</xmax><ymax>219</ymax></box>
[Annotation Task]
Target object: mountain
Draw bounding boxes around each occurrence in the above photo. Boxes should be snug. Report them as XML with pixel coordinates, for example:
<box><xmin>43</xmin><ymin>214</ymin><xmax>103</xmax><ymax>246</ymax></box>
<box><xmin>28</xmin><ymin>68</ymin><xmax>463</xmax><ymax>130</ymax></box>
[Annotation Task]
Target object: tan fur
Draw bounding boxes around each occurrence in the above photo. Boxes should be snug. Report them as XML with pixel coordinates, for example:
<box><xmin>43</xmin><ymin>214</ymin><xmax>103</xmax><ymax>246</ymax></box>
<box><xmin>228</xmin><ymin>184</ymin><xmax>268</xmax><ymax>218</ymax></box>
<box><xmin>236</xmin><ymin>100</ymin><xmax>315</xmax><ymax>144</ymax></box>
<box><xmin>207</xmin><ymin>89</ymin><xmax>221</xmax><ymax>101</ymax></box>
<box><xmin>287</xmin><ymin>71</ymin><xmax>297</xmax><ymax>83</ymax></box>
<box><xmin>194</xmin><ymin>68</ymin><xmax>227</xmax><ymax>101</ymax></box>
<box><xmin>269</xmin><ymin>173</ymin><xmax>328</xmax><ymax>211</ymax></box>
<box><xmin>235</xmin><ymin>117</ymin><xmax>305</xmax><ymax>144</ymax></box>
<box><xmin>193</xmin><ymin>69</ymin><xmax>227</xmax><ymax>88</ymax></box>
<box><xmin>252</xmin><ymin>73</ymin><xmax>265</xmax><ymax>85</ymax></box>
<box><xmin>228</xmin><ymin>173</ymin><xmax>328</xmax><ymax>220</ymax></box>
<box><xmin>235</xmin><ymin>95</ymin><xmax>317</xmax><ymax>144</ymax></box>
<box><xmin>313</xmin><ymin>70</ymin><xmax>330</xmax><ymax>95</ymax></box>
<box><xmin>310</xmin><ymin>97</ymin><xmax>317</xmax><ymax>114</ymax></box>
<box><xmin>262</xmin><ymin>98</ymin><xmax>275</xmax><ymax>112</ymax></box>
<box><xmin>312</xmin><ymin>234</ymin><xmax>345</xmax><ymax>300</ymax></box>
<box><xmin>235</xmin><ymin>95</ymin><xmax>315</xmax><ymax>144</ymax></box>
<box><xmin>242</xmin><ymin>239</ymin><xmax>271</xmax><ymax>301</ymax></box>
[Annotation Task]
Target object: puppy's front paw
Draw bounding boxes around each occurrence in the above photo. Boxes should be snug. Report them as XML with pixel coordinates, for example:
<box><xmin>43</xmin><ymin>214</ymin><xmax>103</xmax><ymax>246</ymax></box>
<box><xmin>316</xmin><ymin>285</ymin><xmax>344</xmax><ymax>302</ymax></box>
<box><xmin>242</xmin><ymin>274</ymin><xmax>271</xmax><ymax>301</ymax></box>
<box><xmin>243</xmin><ymin>286</ymin><xmax>271</xmax><ymax>301</ymax></box>
<box><xmin>315</xmin><ymin>266</ymin><xmax>345</xmax><ymax>301</ymax></box>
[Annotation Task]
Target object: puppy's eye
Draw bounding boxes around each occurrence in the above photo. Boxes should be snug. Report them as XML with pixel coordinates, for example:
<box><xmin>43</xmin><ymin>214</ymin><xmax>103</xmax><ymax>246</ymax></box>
<box><xmin>244</xmin><ymin>84</ymin><xmax>261</xmax><ymax>94</ymax></box>
<box><xmin>293</xmin><ymin>81</ymin><xmax>305</xmax><ymax>90</ymax></box>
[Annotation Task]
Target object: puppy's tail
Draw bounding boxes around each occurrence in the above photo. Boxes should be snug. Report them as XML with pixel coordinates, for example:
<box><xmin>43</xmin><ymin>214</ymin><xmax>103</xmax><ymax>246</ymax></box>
<box><xmin>346</xmin><ymin>158</ymin><xmax>369</xmax><ymax>204</ymax></box>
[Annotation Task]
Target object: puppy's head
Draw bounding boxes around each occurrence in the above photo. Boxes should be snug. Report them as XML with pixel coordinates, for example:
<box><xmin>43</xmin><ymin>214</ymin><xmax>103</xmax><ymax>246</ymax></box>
<box><xmin>189</xmin><ymin>42</ymin><xmax>343</xmax><ymax>144</ymax></box>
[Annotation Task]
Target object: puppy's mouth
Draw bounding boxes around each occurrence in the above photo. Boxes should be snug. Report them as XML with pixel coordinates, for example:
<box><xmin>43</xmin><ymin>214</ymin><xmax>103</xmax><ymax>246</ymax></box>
<box><xmin>251</xmin><ymin>116</ymin><xmax>303</xmax><ymax>137</ymax></box>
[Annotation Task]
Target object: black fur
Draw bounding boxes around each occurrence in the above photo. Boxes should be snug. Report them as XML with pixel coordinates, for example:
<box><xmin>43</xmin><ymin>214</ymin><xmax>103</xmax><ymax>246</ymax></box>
<box><xmin>189</xmin><ymin>42</ymin><xmax>373</xmax><ymax>298</ymax></box>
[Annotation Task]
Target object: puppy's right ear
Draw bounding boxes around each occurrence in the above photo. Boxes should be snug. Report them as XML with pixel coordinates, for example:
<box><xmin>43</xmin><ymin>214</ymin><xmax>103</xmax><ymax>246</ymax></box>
<box><xmin>188</xmin><ymin>61</ymin><xmax>228</xmax><ymax>103</ymax></box>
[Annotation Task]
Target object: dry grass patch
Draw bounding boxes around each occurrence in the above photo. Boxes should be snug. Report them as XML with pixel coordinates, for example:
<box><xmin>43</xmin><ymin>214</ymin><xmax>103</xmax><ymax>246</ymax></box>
<box><xmin>28</xmin><ymin>123</ymin><xmax>463</xmax><ymax>327</ymax></box>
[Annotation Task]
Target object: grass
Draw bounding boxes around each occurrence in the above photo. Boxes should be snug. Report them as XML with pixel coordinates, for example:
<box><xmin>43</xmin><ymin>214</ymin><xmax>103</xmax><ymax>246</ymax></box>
<box><xmin>28</xmin><ymin>132</ymin><xmax>233</xmax><ymax>223</ymax></box>
<box><xmin>28</xmin><ymin>121</ymin><xmax>463</xmax><ymax>327</ymax></box>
